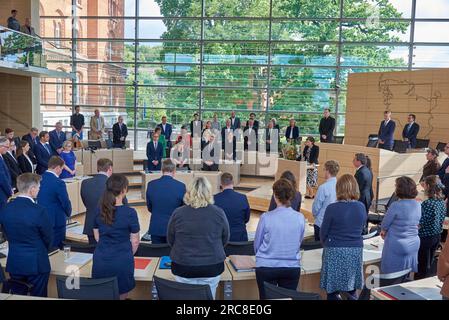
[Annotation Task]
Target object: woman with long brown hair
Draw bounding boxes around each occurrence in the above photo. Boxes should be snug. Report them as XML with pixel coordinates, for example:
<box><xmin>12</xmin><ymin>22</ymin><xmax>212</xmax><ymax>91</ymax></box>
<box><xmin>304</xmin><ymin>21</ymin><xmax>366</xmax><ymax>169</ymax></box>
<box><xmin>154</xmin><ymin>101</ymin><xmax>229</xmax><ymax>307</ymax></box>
<box><xmin>16</xmin><ymin>140</ymin><xmax>35</xmax><ymax>173</ymax></box>
<box><xmin>92</xmin><ymin>174</ymin><xmax>140</xmax><ymax>300</ymax></box>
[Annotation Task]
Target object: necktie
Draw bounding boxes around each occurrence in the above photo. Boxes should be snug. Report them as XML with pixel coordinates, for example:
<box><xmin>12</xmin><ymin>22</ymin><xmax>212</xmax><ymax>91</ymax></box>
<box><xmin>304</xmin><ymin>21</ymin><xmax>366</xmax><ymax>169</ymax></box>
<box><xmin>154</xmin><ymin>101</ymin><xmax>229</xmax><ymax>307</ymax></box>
<box><xmin>154</xmin><ymin>142</ymin><xmax>157</xmax><ymax>150</ymax></box>
<box><xmin>44</xmin><ymin>144</ymin><xmax>51</xmax><ymax>154</ymax></box>
<box><xmin>407</xmin><ymin>124</ymin><xmax>412</xmax><ymax>133</ymax></box>
<box><xmin>290</xmin><ymin>127</ymin><xmax>293</xmax><ymax>139</ymax></box>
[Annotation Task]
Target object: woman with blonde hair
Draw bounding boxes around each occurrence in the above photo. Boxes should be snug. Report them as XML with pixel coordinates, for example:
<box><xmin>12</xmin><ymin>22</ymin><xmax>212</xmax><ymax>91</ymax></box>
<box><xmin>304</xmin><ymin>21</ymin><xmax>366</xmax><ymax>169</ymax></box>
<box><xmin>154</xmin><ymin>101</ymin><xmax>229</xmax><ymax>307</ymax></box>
<box><xmin>59</xmin><ymin>140</ymin><xmax>76</xmax><ymax>179</ymax></box>
<box><xmin>319</xmin><ymin>174</ymin><xmax>367</xmax><ymax>300</ymax></box>
<box><xmin>167</xmin><ymin>177</ymin><xmax>230</xmax><ymax>299</ymax></box>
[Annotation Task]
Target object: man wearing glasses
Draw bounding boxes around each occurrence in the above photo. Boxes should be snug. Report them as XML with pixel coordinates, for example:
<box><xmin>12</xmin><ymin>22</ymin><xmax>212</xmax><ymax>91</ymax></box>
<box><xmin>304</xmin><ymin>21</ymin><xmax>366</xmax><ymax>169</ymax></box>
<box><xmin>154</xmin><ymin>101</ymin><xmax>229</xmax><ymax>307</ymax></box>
<box><xmin>0</xmin><ymin>137</ymin><xmax>13</xmax><ymax>210</ymax></box>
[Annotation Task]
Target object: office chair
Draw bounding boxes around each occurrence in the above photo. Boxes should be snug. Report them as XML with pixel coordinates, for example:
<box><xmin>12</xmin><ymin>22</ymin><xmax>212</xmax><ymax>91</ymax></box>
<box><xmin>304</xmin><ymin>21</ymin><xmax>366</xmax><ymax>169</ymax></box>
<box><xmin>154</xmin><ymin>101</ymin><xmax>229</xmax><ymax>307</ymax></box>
<box><xmin>143</xmin><ymin>159</ymin><xmax>149</xmax><ymax>171</ymax></box>
<box><xmin>300</xmin><ymin>240</ymin><xmax>322</xmax><ymax>251</ymax></box>
<box><xmin>62</xmin><ymin>240</ymin><xmax>96</xmax><ymax>254</ymax></box>
<box><xmin>136</xmin><ymin>243</ymin><xmax>171</xmax><ymax>257</ymax></box>
<box><xmin>224</xmin><ymin>241</ymin><xmax>255</xmax><ymax>256</ymax></box>
<box><xmin>344</xmin><ymin>268</ymin><xmax>412</xmax><ymax>300</ymax></box>
<box><xmin>153</xmin><ymin>276</ymin><xmax>213</xmax><ymax>300</ymax></box>
<box><xmin>334</xmin><ymin>136</ymin><xmax>344</xmax><ymax>144</ymax></box>
<box><xmin>377</xmin><ymin>192</ymin><xmax>399</xmax><ymax>214</ymax></box>
<box><xmin>1</xmin><ymin>262</ymin><xmax>34</xmax><ymax>295</ymax></box>
<box><xmin>393</xmin><ymin>140</ymin><xmax>408</xmax><ymax>153</ymax></box>
<box><xmin>263</xmin><ymin>282</ymin><xmax>321</xmax><ymax>300</ymax></box>
<box><xmin>367</xmin><ymin>134</ymin><xmax>379</xmax><ymax>148</ymax></box>
<box><xmin>56</xmin><ymin>276</ymin><xmax>119</xmax><ymax>300</ymax></box>
<box><xmin>436</xmin><ymin>142</ymin><xmax>447</xmax><ymax>152</ymax></box>
<box><xmin>415</xmin><ymin>139</ymin><xmax>430</xmax><ymax>149</ymax></box>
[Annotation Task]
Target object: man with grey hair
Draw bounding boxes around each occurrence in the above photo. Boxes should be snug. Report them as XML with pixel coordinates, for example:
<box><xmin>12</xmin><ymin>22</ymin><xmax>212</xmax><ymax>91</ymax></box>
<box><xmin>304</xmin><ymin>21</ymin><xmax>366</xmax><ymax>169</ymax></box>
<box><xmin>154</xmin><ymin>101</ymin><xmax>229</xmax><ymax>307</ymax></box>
<box><xmin>0</xmin><ymin>137</ymin><xmax>13</xmax><ymax>209</ymax></box>
<box><xmin>0</xmin><ymin>173</ymin><xmax>53</xmax><ymax>297</ymax></box>
<box><xmin>49</xmin><ymin>122</ymin><xmax>66</xmax><ymax>155</ymax></box>
<box><xmin>112</xmin><ymin>115</ymin><xmax>128</xmax><ymax>148</ymax></box>
<box><xmin>90</xmin><ymin>109</ymin><xmax>105</xmax><ymax>140</ymax></box>
<box><xmin>144</xmin><ymin>159</ymin><xmax>186</xmax><ymax>243</ymax></box>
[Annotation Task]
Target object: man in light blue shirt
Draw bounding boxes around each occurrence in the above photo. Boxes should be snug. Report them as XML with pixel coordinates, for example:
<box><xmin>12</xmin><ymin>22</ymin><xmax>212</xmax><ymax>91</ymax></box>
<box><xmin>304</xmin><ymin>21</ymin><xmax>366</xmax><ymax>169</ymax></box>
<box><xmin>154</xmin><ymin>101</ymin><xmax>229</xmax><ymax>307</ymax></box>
<box><xmin>312</xmin><ymin>160</ymin><xmax>340</xmax><ymax>241</ymax></box>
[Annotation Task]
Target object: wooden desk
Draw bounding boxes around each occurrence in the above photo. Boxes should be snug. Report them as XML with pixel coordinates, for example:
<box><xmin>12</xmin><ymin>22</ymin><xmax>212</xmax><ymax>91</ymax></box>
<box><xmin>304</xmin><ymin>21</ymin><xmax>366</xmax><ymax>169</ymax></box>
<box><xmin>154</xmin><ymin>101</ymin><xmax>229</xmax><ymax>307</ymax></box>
<box><xmin>141</xmin><ymin>171</ymin><xmax>195</xmax><ymax>200</ymax></box>
<box><xmin>80</xmin><ymin>257</ymin><xmax>159</xmax><ymax>300</ymax></box>
<box><xmin>194</xmin><ymin>171</ymin><xmax>221</xmax><ymax>194</ymax></box>
<box><xmin>112</xmin><ymin>149</ymin><xmax>134</xmax><ymax>173</ymax></box>
<box><xmin>153</xmin><ymin>261</ymin><xmax>232</xmax><ymax>300</ymax></box>
<box><xmin>225</xmin><ymin>259</ymin><xmax>258</xmax><ymax>300</ymax></box>
<box><xmin>276</xmin><ymin>159</ymin><xmax>307</xmax><ymax>195</ymax></box>
<box><xmin>65</xmin><ymin>223</ymin><xmax>88</xmax><ymax>244</ymax></box>
<box><xmin>371</xmin><ymin>276</ymin><xmax>443</xmax><ymax>300</ymax></box>
<box><xmin>91</xmin><ymin>150</ymin><xmax>113</xmax><ymax>173</ymax></box>
<box><xmin>63</xmin><ymin>176</ymin><xmax>92</xmax><ymax>216</ymax></box>
<box><xmin>219</xmin><ymin>161</ymin><xmax>241</xmax><ymax>185</ymax></box>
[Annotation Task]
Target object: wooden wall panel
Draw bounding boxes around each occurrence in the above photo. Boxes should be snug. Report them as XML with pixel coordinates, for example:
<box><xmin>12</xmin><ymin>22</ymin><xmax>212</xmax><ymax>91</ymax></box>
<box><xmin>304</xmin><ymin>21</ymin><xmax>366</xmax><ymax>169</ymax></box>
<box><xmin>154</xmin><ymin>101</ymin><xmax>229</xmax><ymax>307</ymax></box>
<box><xmin>346</xmin><ymin>69</ymin><xmax>449</xmax><ymax>147</ymax></box>
<box><xmin>0</xmin><ymin>74</ymin><xmax>32</xmax><ymax>136</ymax></box>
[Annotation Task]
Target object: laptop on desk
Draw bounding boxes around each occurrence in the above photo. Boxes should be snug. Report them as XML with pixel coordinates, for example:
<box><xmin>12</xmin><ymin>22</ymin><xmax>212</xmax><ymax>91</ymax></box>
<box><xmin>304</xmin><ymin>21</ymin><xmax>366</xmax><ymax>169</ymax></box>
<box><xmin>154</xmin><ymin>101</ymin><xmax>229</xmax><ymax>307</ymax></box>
<box><xmin>379</xmin><ymin>285</ymin><xmax>426</xmax><ymax>300</ymax></box>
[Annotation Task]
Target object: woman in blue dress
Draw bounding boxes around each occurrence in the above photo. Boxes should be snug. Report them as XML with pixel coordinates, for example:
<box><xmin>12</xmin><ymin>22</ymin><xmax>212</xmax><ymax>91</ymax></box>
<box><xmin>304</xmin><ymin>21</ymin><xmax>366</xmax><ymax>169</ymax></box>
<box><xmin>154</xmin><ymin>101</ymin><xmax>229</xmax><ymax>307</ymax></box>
<box><xmin>92</xmin><ymin>174</ymin><xmax>140</xmax><ymax>299</ymax></box>
<box><xmin>381</xmin><ymin>176</ymin><xmax>421</xmax><ymax>274</ymax></box>
<box><xmin>59</xmin><ymin>140</ymin><xmax>76</xmax><ymax>179</ymax></box>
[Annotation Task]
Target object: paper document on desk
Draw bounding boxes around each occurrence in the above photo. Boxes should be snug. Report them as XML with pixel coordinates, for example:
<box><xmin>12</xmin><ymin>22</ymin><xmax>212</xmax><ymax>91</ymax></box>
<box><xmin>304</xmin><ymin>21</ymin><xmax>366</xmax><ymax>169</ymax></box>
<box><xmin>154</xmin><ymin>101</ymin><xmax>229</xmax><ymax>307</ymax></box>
<box><xmin>66</xmin><ymin>225</ymin><xmax>84</xmax><ymax>235</ymax></box>
<box><xmin>229</xmin><ymin>255</ymin><xmax>256</xmax><ymax>272</ymax></box>
<box><xmin>64</xmin><ymin>252</ymin><xmax>93</xmax><ymax>267</ymax></box>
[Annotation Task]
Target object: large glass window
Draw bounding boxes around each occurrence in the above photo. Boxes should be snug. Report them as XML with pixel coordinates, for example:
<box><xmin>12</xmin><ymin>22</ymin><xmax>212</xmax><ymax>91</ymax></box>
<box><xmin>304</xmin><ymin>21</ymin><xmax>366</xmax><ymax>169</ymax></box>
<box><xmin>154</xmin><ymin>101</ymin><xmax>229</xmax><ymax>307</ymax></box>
<box><xmin>39</xmin><ymin>0</ymin><xmax>449</xmax><ymax>150</ymax></box>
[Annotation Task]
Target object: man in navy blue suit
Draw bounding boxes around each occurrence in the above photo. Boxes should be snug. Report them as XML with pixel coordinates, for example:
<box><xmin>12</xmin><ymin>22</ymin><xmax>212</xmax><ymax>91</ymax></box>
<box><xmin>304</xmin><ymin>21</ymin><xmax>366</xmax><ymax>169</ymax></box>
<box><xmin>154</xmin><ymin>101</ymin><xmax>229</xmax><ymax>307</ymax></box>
<box><xmin>402</xmin><ymin>114</ymin><xmax>420</xmax><ymax>149</ymax></box>
<box><xmin>0</xmin><ymin>137</ymin><xmax>13</xmax><ymax>210</ymax></box>
<box><xmin>37</xmin><ymin>156</ymin><xmax>72</xmax><ymax>249</ymax></box>
<box><xmin>285</xmin><ymin>118</ymin><xmax>299</xmax><ymax>141</ymax></box>
<box><xmin>230</xmin><ymin>110</ymin><xmax>241</xmax><ymax>130</ymax></box>
<box><xmin>34</xmin><ymin>131</ymin><xmax>52</xmax><ymax>175</ymax></box>
<box><xmin>49</xmin><ymin>122</ymin><xmax>66</xmax><ymax>155</ymax></box>
<box><xmin>22</xmin><ymin>127</ymin><xmax>39</xmax><ymax>162</ymax></box>
<box><xmin>214</xmin><ymin>173</ymin><xmax>250</xmax><ymax>242</ymax></box>
<box><xmin>0</xmin><ymin>173</ymin><xmax>53</xmax><ymax>297</ymax></box>
<box><xmin>158</xmin><ymin>116</ymin><xmax>173</xmax><ymax>149</ymax></box>
<box><xmin>378</xmin><ymin>110</ymin><xmax>396</xmax><ymax>150</ymax></box>
<box><xmin>146</xmin><ymin>131</ymin><xmax>163</xmax><ymax>171</ymax></box>
<box><xmin>144</xmin><ymin>159</ymin><xmax>185</xmax><ymax>243</ymax></box>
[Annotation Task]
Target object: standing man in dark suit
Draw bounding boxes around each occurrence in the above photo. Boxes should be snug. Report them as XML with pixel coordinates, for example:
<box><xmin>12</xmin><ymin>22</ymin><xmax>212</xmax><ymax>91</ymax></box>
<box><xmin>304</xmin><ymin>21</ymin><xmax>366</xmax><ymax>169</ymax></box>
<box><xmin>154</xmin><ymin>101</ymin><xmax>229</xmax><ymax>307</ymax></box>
<box><xmin>81</xmin><ymin>158</ymin><xmax>114</xmax><ymax>244</ymax></box>
<box><xmin>3</xmin><ymin>139</ymin><xmax>22</xmax><ymax>191</ymax></box>
<box><xmin>202</xmin><ymin>134</ymin><xmax>220</xmax><ymax>171</ymax></box>
<box><xmin>244</xmin><ymin>119</ymin><xmax>258</xmax><ymax>151</ymax></box>
<box><xmin>222</xmin><ymin>119</ymin><xmax>236</xmax><ymax>161</ymax></box>
<box><xmin>4</xmin><ymin>129</ymin><xmax>21</xmax><ymax>156</ymax></box>
<box><xmin>158</xmin><ymin>116</ymin><xmax>172</xmax><ymax>149</ymax></box>
<box><xmin>70</xmin><ymin>105</ymin><xmax>85</xmax><ymax>140</ymax></box>
<box><xmin>112</xmin><ymin>115</ymin><xmax>128</xmax><ymax>148</ymax></box>
<box><xmin>0</xmin><ymin>137</ymin><xmax>13</xmax><ymax>210</ymax></box>
<box><xmin>144</xmin><ymin>159</ymin><xmax>185</xmax><ymax>244</ymax></box>
<box><xmin>378</xmin><ymin>110</ymin><xmax>396</xmax><ymax>150</ymax></box>
<box><xmin>353</xmin><ymin>153</ymin><xmax>374</xmax><ymax>215</ymax></box>
<box><xmin>319</xmin><ymin>108</ymin><xmax>336</xmax><ymax>143</ymax></box>
<box><xmin>22</xmin><ymin>127</ymin><xmax>39</xmax><ymax>163</ymax></box>
<box><xmin>285</xmin><ymin>118</ymin><xmax>300</xmax><ymax>142</ymax></box>
<box><xmin>190</xmin><ymin>113</ymin><xmax>203</xmax><ymax>138</ymax></box>
<box><xmin>34</xmin><ymin>131</ymin><xmax>52</xmax><ymax>175</ymax></box>
<box><xmin>0</xmin><ymin>173</ymin><xmax>53</xmax><ymax>297</ymax></box>
<box><xmin>249</xmin><ymin>112</ymin><xmax>259</xmax><ymax>130</ymax></box>
<box><xmin>402</xmin><ymin>114</ymin><xmax>420</xmax><ymax>149</ymax></box>
<box><xmin>214</xmin><ymin>173</ymin><xmax>250</xmax><ymax>242</ymax></box>
<box><xmin>230</xmin><ymin>110</ymin><xmax>241</xmax><ymax>130</ymax></box>
<box><xmin>37</xmin><ymin>156</ymin><xmax>72</xmax><ymax>249</ymax></box>
<box><xmin>146</xmin><ymin>131</ymin><xmax>163</xmax><ymax>171</ymax></box>
<box><xmin>49</xmin><ymin>122</ymin><xmax>66</xmax><ymax>155</ymax></box>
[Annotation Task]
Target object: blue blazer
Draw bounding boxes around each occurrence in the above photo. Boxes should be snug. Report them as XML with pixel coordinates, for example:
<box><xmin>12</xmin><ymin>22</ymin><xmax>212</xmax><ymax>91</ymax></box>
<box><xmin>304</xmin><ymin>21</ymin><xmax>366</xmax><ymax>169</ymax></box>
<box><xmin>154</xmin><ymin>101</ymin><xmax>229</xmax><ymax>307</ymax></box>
<box><xmin>146</xmin><ymin>141</ymin><xmax>163</xmax><ymax>171</ymax></box>
<box><xmin>402</xmin><ymin>122</ymin><xmax>420</xmax><ymax>148</ymax></box>
<box><xmin>37</xmin><ymin>172</ymin><xmax>72</xmax><ymax>228</ymax></box>
<box><xmin>158</xmin><ymin>123</ymin><xmax>172</xmax><ymax>143</ymax></box>
<box><xmin>34</xmin><ymin>143</ymin><xmax>52</xmax><ymax>175</ymax></box>
<box><xmin>230</xmin><ymin>117</ymin><xmax>241</xmax><ymax>130</ymax></box>
<box><xmin>214</xmin><ymin>189</ymin><xmax>250</xmax><ymax>242</ymax></box>
<box><xmin>49</xmin><ymin>130</ymin><xmax>66</xmax><ymax>155</ymax></box>
<box><xmin>146</xmin><ymin>175</ymin><xmax>185</xmax><ymax>237</ymax></box>
<box><xmin>378</xmin><ymin>120</ymin><xmax>396</xmax><ymax>148</ymax></box>
<box><xmin>285</xmin><ymin>126</ymin><xmax>299</xmax><ymax>140</ymax></box>
<box><xmin>0</xmin><ymin>197</ymin><xmax>52</xmax><ymax>275</ymax></box>
<box><xmin>0</xmin><ymin>156</ymin><xmax>12</xmax><ymax>209</ymax></box>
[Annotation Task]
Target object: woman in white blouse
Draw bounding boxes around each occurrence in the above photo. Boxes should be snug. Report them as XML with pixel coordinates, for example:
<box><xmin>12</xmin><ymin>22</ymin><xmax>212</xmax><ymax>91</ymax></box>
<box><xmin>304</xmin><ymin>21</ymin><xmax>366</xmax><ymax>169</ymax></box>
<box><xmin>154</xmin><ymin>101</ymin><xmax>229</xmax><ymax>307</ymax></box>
<box><xmin>17</xmin><ymin>140</ymin><xmax>35</xmax><ymax>173</ymax></box>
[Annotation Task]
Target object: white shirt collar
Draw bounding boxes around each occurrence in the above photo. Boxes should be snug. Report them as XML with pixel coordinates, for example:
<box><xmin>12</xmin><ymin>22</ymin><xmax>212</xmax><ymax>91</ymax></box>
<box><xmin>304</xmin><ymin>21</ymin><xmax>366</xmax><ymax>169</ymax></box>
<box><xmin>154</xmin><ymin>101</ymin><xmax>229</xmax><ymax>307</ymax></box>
<box><xmin>356</xmin><ymin>165</ymin><xmax>364</xmax><ymax>171</ymax></box>
<box><xmin>46</xmin><ymin>170</ymin><xmax>59</xmax><ymax>178</ymax></box>
<box><xmin>98</xmin><ymin>172</ymin><xmax>109</xmax><ymax>177</ymax></box>
<box><xmin>17</xmin><ymin>195</ymin><xmax>35</xmax><ymax>203</ymax></box>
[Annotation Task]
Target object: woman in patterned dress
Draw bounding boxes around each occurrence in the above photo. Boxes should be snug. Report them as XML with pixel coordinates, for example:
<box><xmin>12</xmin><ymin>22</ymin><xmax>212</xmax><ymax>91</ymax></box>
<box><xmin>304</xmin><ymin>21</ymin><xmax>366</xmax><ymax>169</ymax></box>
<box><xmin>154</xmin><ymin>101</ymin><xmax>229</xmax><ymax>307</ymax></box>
<box><xmin>302</xmin><ymin>136</ymin><xmax>319</xmax><ymax>199</ymax></box>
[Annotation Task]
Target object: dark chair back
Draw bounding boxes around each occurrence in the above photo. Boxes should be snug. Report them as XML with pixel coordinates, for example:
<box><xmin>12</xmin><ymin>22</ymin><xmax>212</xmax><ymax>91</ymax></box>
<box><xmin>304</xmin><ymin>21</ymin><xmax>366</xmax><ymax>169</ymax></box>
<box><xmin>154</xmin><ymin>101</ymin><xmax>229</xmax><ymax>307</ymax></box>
<box><xmin>1</xmin><ymin>262</ymin><xmax>34</xmax><ymax>295</ymax></box>
<box><xmin>264</xmin><ymin>282</ymin><xmax>320</xmax><ymax>300</ymax></box>
<box><xmin>367</xmin><ymin>134</ymin><xmax>379</xmax><ymax>148</ymax></box>
<box><xmin>56</xmin><ymin>276</ymin><xmax>119</xmax><ymax>300</ymax></box>
<box><xmin>143</xmin><ymin>159</ymin><xmax>149</xmax><ymax>171</ymax></box>
<box><xmin>300</xmin><ymin>240</ymin><xmax>322</xmax><ymax>251</ymax></box>
<box><xmin>334</xmin><ymin>136</ymin><xmax>344</xmax><ymax>144</ymax></box>
<box><xmin>436</xmin><ymin>142</ymin><xmax>447</xmax><ymax>152</ymax></box>
<box><xmin>224</xmin><ymin>241</ymin><xmax>255</xmax><ymax>256</ymax></box>
<box><xmin>415</xmin><ymin>139</ymin><xmax>430</xmax><ymax>149</ymax></box>
<box><xmin>153</xmin><ymin>276</ymin><xmax>213</xmax><ymax>300</ymax></box>
<box><xmin>62</xmin><ymin>240</ymin><xmax>96</xmax><ymax>254</ymax></box>
<box><xmin>393</xmin><ymin>140</ymin><xmax>408</xmax><ymax>153</ymax></box>
<box><xmin>136</xmin><ymin>243</ymin><xmax>171</xmax><ymax>257</ymax></box>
